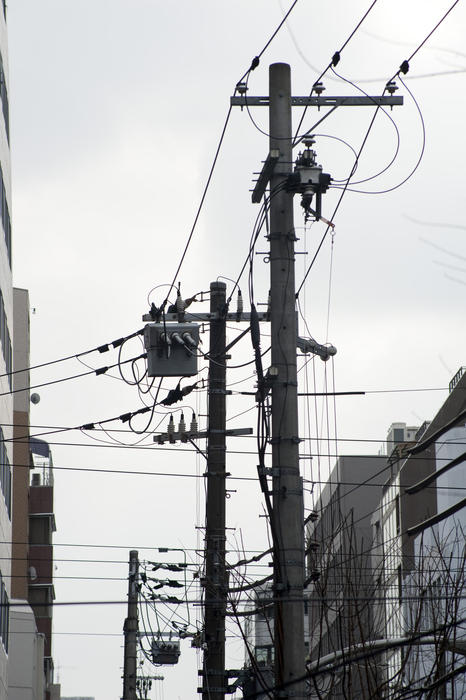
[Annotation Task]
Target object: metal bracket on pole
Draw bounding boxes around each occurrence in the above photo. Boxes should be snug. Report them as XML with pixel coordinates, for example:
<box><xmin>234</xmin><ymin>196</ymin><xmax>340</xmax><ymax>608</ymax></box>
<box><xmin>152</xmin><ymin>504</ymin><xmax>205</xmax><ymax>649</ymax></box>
<box><xmin>154</xmin><ymin>427</ymin><xmax>252</xmax><ymax>445</ymax></box>
<box><xmin>231</xmin><ymin>95</ymin><xmax>403</xmax><ymax>108</ymax></box>
<box><xmin>142</xmin><ymin>311</ymin><xmax>269</xmax><ymax>323</ymax></box>
<box><xmin>252</xmin><ymin>149</ymin><xmax>280</xmax><ymax>203</ymax></box>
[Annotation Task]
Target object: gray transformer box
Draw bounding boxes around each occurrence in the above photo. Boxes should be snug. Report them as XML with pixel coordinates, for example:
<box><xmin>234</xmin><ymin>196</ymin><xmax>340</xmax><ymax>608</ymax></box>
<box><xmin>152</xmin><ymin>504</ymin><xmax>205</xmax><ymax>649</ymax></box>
<box><xmin>144</xmin><ymin>322</ymin><xmax>199</xmax><ymax>377</ymax></box>
<box><xmin>151</xmin><ymin>639</ymin><xmax>181</xmax><ymax>665</ymax></box>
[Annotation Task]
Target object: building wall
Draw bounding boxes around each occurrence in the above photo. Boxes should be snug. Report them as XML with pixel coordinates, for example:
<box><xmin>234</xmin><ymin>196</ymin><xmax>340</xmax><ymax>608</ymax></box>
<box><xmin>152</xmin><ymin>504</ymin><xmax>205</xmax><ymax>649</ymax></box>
<box><xmin>371</xmin><ymin>371</ymin><xmax>466</xmax><ymax>697</ymax></box>
<box><xmin>306</xmin><ymin>455</ymin><xmax>390</xmax><ymax>698</ymax></box>
<box><xmin>0</xmin><ymin>5</ymin><xmax>12</xmax><ymax>697</ymax></box>
<box><xmin>8</xmin><ymin>604</ymin><xmax>45</xmax><ymax>700</ymax></box>
<box><xmin>12</xmin><ymin>288</ymin><xmax>31</xmax><ymax>600</ymax></box>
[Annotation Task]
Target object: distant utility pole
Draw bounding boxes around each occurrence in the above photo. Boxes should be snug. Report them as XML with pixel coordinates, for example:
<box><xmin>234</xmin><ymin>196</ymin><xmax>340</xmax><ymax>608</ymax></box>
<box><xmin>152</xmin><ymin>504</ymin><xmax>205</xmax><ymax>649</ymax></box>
<box><xmin>123</xmin><ymin>549</ymin><xmax>139</xmax><ymax>700</ymax></box>
<box><xmin>202</xmin><ymin>281</ymin><xmax>228</xmax><ymax>700</ymax></box>
<box><xmin>268</xmin><ymin>62</ymin><xmax>306</xmax><ymax>699</ymax></box>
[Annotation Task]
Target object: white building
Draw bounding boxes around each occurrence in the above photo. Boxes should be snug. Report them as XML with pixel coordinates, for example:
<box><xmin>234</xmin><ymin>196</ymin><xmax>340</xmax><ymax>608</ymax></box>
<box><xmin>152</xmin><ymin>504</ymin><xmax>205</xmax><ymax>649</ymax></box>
<box><xmin>0</xmin><ymin>2</ymin><xmax>13</xmax><ymax>698</ymax></box>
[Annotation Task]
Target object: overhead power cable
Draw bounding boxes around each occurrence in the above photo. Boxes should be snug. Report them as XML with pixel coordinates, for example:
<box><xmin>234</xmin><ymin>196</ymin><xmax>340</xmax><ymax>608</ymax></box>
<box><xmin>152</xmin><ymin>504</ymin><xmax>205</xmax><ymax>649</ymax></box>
<box><xmin>296</xmin><ymin>97</ymin><xmax>384</xmax><ymax>297</ymax></box>
<box><xmin>388</xmin><ymin>0</ymin><xmax>462</xmax><ymax>83</ymax></box>
<box><xmin>163</xmin><ymin>104</ymin><xmax>233</xmax><ymax>309</ymax></box>
<box><xmin>160</xmin><ymin>2</ymin><xmax>307</xmax><ymax>300</ymax></box>
<box><xmin>296</xmin><ymin>0</ymin><xmax>461</xmax><ymax>297</ymax></box>
<box><xmin>236</xmin><ymin>0</ymin><xmax>300</xmax><ymax>85</ymax></box>
<box><xmin>0</xmin><ymin>539</ymin><xmax>266</xmax><ymax>554</ymax></box>
<box><xmin>6</xmin><ymin>454</ymin><xmax>466</xmax><ymax>490</ymax></box>
<box><xmin>1</xmin><ymin>380</ymin><xmax>199</xmax><ymax>444</ymax></box>
<box><xmin>293</xmin><ymin>0</ymin><xmax>381</xmax><ymax>143</ymax></box>
<box><xmin>0</xmin><ymin>351</ymin><xmax>147</xmax><ymax>398</ymax></box>
<box><xmin>295</xmin><ymin>2</ymin><xmax>463</xmax><ymax>301</ymax></box>
<box><xmin>0</xmin><ymin>328</ymin><xmax>144</xmax><ymax>380</ymax></box>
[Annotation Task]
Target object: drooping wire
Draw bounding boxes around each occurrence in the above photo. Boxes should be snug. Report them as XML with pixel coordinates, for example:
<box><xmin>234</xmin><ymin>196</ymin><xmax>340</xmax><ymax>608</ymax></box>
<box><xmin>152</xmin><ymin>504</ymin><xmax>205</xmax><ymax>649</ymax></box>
<box><xmin>296</xmin><ymin>86</ymin><xmax>386</xmax><ymax>298</ymax></box>
<box><xmin>334</xmin><ymin>75</ymin><xmax>425</xmax><ymax>195</ymax></box>
<box><xmin>328</xmin><ymin>67</ymin><xmax>401</xmax><ymax>186</ymax></box>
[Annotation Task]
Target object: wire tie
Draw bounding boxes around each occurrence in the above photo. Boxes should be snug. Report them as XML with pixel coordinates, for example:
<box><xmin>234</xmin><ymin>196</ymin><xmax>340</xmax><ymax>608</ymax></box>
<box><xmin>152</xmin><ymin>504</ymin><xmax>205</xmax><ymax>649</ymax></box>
<box><xmin>400</xmin><ymin>60</ymin><xmax>410</xmax><ymax>74</ymax></box>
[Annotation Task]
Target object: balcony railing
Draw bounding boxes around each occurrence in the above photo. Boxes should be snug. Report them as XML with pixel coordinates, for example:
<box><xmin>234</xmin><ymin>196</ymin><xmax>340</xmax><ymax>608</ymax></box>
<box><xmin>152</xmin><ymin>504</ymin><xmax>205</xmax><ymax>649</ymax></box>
<box><xmin>449</xmin><ymin>366</ymin><xmax>465</xmax><ymax>393</ymax></box>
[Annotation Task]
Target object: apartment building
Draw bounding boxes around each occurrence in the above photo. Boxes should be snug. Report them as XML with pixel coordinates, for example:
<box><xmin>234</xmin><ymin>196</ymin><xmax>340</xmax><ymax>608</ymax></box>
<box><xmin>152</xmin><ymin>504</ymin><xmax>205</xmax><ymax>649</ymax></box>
<box><xmin>9</xmin><ymin>289</ymin><xmax>58</xmax><ymax>700</ymax></box>
<box><xmin>0</xmin><ymin>3</ymin><xmax>13</xmax><ymax>697</ymax></box>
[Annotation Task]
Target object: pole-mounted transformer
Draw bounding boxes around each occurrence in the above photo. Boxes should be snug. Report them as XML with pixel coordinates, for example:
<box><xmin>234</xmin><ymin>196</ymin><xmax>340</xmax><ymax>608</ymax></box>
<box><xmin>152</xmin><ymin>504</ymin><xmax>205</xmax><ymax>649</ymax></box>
<box><xmin>144</xmin><ymin>322</ymin><xmax>200</xmax><ymax>377</ymax></box>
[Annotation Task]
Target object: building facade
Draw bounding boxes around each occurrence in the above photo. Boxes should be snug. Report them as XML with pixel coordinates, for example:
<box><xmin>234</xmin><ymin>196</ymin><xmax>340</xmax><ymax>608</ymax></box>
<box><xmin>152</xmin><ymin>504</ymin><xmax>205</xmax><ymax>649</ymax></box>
<box><xmin>9</xmin><ymin>289</ymin><xmax>58</xmax><ymax>700</ymax></box>
<box><xmin>242</xmin><ymin>584</ymin><xmax>309</xmax><ymax>699</ymax></box>
<box><xmin>305</xmin><ymin>454</ymin><xmax>390</xmax><ymax>698</ymax></box>
<box><xmin>371</xmin><ymin>370</ymin><xmax>466</xmax><ymax>697</ymax></box>
<box><xmin>0</xmin><ymin>3</ymin><xmax>12</xmax><ymax>697</ymax></box>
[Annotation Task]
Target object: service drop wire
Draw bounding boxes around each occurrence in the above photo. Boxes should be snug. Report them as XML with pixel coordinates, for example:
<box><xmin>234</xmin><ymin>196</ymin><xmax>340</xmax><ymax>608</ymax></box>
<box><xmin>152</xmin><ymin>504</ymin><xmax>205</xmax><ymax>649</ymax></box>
<box><xmin>328</xmin><ymin>67</ymin><xmax>401</xmax><ymax>186</ymax></box>
<box><xmin>336</xmin><ymin>75</ymin><xmax>426</xmax><ymax>196</ymax></box>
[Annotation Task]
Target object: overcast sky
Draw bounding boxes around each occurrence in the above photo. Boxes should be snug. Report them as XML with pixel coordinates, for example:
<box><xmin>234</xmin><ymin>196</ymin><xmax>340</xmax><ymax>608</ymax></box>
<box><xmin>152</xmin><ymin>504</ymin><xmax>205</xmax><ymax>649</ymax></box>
<box><xmin>6</xmin><ymin>1</ymin><xmax>466</xmax><ymax>698</ymax></box>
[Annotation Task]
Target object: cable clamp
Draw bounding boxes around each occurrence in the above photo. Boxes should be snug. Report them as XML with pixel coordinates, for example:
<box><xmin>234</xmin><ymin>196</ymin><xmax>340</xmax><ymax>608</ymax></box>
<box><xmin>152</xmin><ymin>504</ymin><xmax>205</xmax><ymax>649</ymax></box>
<box><xmin>269</xmin><ymin>436</ymin><xmax>302</xmax><ymax>444</ymax></box>
<box><xmin>266</xmin><ymin>230</ymin><xmax>298</xmax><ymax>242</ymax></box>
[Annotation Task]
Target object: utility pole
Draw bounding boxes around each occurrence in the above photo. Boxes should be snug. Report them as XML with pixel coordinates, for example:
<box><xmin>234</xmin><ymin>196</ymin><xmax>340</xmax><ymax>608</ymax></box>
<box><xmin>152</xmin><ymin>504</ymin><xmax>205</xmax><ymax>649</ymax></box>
<box><xmin>202</xmin><ymin>281</ymin><xmax>227</xmax><ymax>700</ymax></box>
<box><xmin>123</xmin><ymin>549</ymin><xmax>139</xmax><ymax>700</ymax></box>
<box><xmin>269</xmin><ymin>63</ymin><xmax>306</xmax><ymax>699</ymax></box>
<box><xmin>230</xmin><ymin>66</ymin><xmax>402</xmax><ymax>697</ymax></box>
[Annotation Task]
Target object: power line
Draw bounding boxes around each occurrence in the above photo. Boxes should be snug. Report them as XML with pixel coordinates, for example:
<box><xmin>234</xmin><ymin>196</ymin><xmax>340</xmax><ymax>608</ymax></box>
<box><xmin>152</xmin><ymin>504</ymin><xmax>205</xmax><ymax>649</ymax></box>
<box><xmin>0</xmin><ymin>328</ymin><xmax>144</xmax><ymax>380</ymax></box>
<box><xmin>163</xmin><ymin>104</ymin><xmax>233</xmax><ymax>307</ymax></box>
<box><xmin>236</xmin><ymin>0</ymin><xmax>301</xmax><ymax>85</ymax></box>
<box><xmin>293</xmin><ymin>0</ymin><xmax>381</xmax><ymax>142</ymax></box>
<box><xmin>0</xmin><ymin>351</ymin><xmax>147</xmax><ymax>398</ymax></box>
<box><xmin>402</xmin><ymin>0</ymin><xmax>461</xmax><ymax>68</ymax></box>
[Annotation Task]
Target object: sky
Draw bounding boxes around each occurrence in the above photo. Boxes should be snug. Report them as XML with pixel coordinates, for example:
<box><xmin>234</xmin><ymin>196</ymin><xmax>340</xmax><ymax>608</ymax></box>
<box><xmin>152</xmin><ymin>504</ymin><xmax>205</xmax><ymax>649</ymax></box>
<box><xmin>6</xmin><ymin>1</ymin><xmax>466</xmax><ymax>698</ymax></box>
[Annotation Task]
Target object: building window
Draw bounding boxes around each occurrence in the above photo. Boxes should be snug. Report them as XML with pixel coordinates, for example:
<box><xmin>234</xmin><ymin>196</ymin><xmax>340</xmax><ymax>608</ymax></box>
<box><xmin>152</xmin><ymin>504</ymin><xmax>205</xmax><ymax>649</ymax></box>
<box><xmin>0</xmin><ymin>51</ymin><xmax>8</xmax><ymax>142</ymax></box>
<box><xmin>0</xmin><ymin>426</ymin><xmax>11</xmax><ymax>517</ymax></box>
<box><xmin>0</xmin><ymin>164</ymin><xmax>11</xmax><ymax>267</ymax></box>
<box><xmin>0</xmin><ymin>573</ymin><xmax>9</xmax><ymax>652</ymax></box>
<box><xmin>395</xmin><ymin>494</ymin><xmax>401</xmax><ymax>534</ymax></box>
<box><xmin>397</xmin><ymin>565</ymin><xmax>403</xmax><ymax>605</ymax></box>
<box><xmin>29</xmin><ymin>514</ymin><xmax>54</xmax><ymax>545</ymax></box>
<box><xmin>0</xmin><ymin>288</ymin><xmax>12</xmax><ymax>386</ymax></box>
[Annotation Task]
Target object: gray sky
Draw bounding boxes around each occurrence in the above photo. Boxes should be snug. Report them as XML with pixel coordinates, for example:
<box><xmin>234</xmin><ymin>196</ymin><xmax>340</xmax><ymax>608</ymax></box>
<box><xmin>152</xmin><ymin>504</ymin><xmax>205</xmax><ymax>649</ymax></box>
<box><xmin>7</xmin><ymin>1</ymin><xmax>466</xmax><ymax>698</ymax></box>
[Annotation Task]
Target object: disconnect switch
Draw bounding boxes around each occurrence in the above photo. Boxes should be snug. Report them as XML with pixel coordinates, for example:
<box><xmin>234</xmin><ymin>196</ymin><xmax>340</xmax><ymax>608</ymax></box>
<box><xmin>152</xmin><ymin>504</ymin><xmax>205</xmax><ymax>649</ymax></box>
<box><xmin>144</xmin><ymin>323</ymin><xmax>200</xmax><ymax>377</ymax></box>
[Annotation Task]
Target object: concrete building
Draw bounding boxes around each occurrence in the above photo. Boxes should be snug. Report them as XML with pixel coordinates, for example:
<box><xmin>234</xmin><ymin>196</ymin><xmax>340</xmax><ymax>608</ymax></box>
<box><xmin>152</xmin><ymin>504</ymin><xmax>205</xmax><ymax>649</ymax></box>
<box><xmin>9</xmin><ymin>289</ymin><xmax>58</xmax><ymax>700</ymax></box>
<box><xmin>242</xmin><ymin>584</ymin><xmax>309</xmax><ymax>699</ymax></box>
<box><xmin>371</xmin><ymin>368</ymin><xmax>466</xmax><ymax>697</ymax></box>
<box><xmin>0</xmin><ymin>3</ymin><xmax>13</xmax><ymax>698</ymax></box>
<box><xmin>305</xmin><ymin>454</ymin><xmax>391</xmax><ymax>698</ymax></box>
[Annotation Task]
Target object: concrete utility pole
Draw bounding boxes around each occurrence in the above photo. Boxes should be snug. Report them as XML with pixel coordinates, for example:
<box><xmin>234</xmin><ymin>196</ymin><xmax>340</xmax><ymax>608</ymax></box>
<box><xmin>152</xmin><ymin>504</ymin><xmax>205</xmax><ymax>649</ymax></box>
<box><xmin>202</xmin><ymin>281</ymin><xmax>228</xmax><ymax>700</ymax></box>
<box><xmin>123</xmin><ymin>549</ymin><xmax>139</xmax><ymax>700</ymax></box>
<box><xmin>269</xmin><ymin>63</ymin><xmax>306</xmax><ymax>699</ymax></box>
